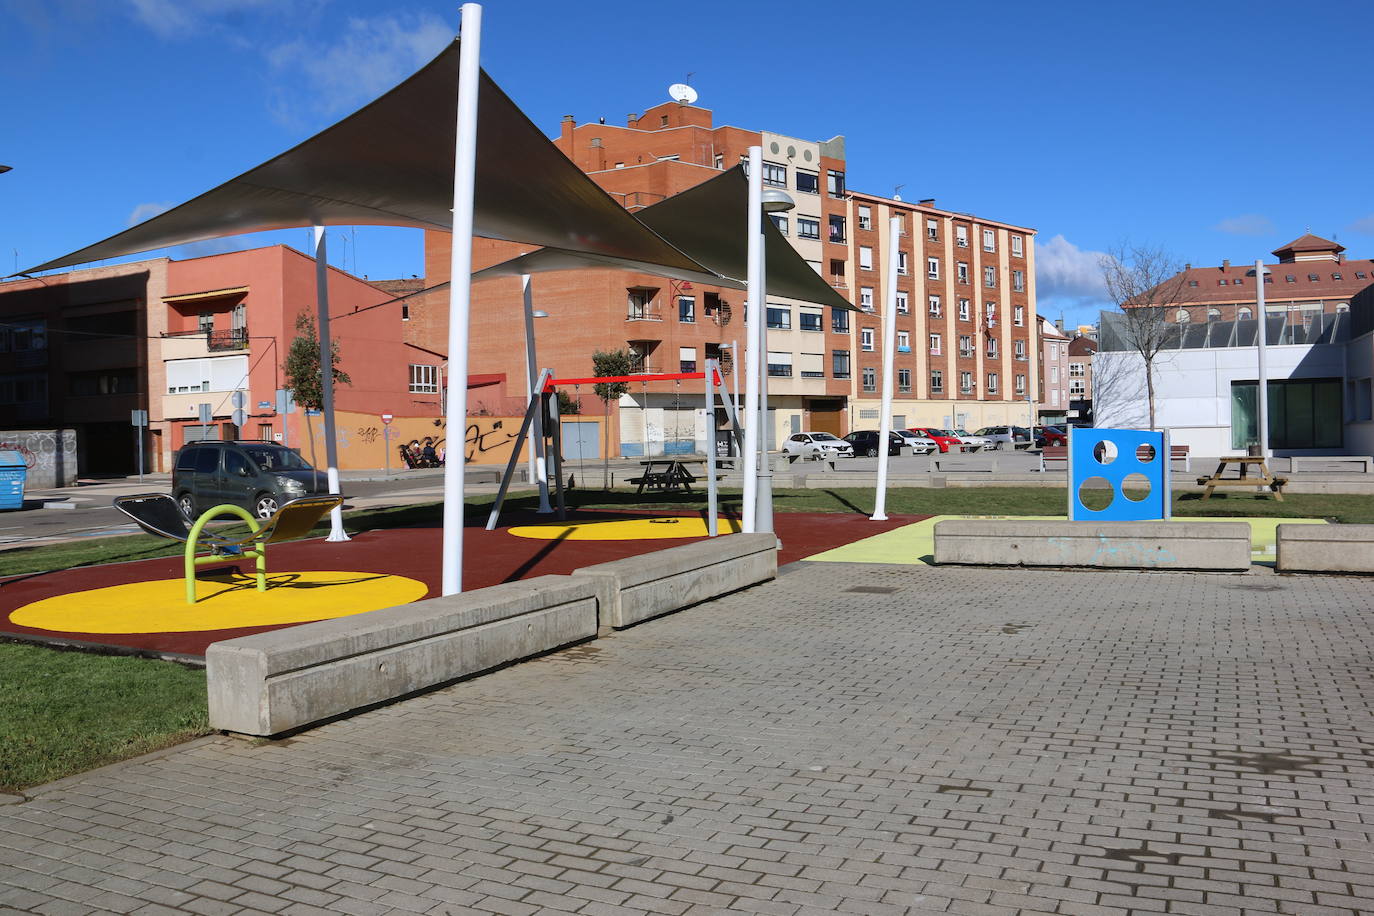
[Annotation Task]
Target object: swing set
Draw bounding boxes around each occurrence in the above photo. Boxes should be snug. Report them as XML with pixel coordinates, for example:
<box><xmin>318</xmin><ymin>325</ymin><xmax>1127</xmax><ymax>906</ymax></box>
<box><xmin>485</xmin><ymin>359</ymin><xmax>743</xmax><ymax>535</ymax></box>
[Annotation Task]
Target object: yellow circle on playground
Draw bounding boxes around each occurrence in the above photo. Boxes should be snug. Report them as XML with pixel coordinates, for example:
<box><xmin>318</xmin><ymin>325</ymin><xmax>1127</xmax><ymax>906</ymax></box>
<box><xmin>9</xmin><ymin>571</ymin><xmax>428</xmax><ymax>634</ymax></box>
<box><xmin>508</xmin><ymin>516</ymin><xmax>742</xmax><ymax>541</ymax></box>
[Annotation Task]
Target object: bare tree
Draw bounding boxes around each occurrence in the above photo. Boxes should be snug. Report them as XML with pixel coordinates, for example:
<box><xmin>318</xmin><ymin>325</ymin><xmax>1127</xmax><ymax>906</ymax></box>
<box><xmin>1098</xmin><ymin>243</ymin><xmax>1192</xmax><ymax>430</ymax></box>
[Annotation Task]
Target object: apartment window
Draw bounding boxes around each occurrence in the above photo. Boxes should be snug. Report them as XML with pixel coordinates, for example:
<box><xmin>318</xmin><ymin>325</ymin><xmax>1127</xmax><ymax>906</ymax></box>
<box><xmin>898</xmin><ymin>368</ymin><xmax>912</xmax><ymax>393</ymax></box>
<box><xmin>795</xmin><ymin>170</ymin><xmax>819</xmax><ymax>194</ymax></box>
<box><xmin>1238</xmin><ymin>307</ymin><xmax>1253</xmax><ymax>320</ymax></box>
<box><xmin>1050</xmin><ymin>365</ymin><xmax>1059</xmax><ymax>382</ymax></box>
<box><xmin>769</xmin><ymin>213</ymin><xmax>788</xmax><ymax>234</ymax></box>
<box><xmin>1070</xmin><ymin>379</ymin><xmax>1086</xmax><ymax>395</ymax></box>
<box><xmin>678</xmin><ymin>296</ymin><xmax>695</xmax><ymax>323</ymax></box>
<box><xmin>799</xmin><ymin>352</ymin><xmax>825</xmax><ymax>378</ymax></box>
<box><xmin>832</xmin><ymin>308</ymin><xmax>850</xmax><ymax>333</ymax></box>
<box><xmin>1013</xmin><ymin>305</ymin><xmax>1024</xmax><ymax>326</ymax></box>
<box><xmin>857</xmin><ymin>206</ymin><xmax>872</xmax><ymax>230</ymax></box>
<box><xmin>766</xmin><ymin>306</ymin><xmax>791</xmax><ymax>329</ymax></box>
<box><xmin>987</xmin><ymin>372</ymin><xmax>999</xmax><ymax>393</ymax></box>
<box><xmin>986</xmin><ymin>337</ymin><xmax>998</xmax><ymax>358</ymax></box>
<box><xmin>928</xmin><ymin>295</ymin><xmax>941</xmax><ymax>317</ymax></box>
<box><xmin>927</xmin><ymin>218</ymin><xmax>938</xmax><ymax>241</ymax></box>
<box><xmin>1308</xmin><ymin>273</ymin><xmax>1319</xmax><ymax>281</ymax></box>
<box><xmin>1069</xmin><ymin>363</ymin><xmax>1085</xmax><ymax>378</ymax></box>
<box><xmin>959</xmin><ymin>335</ymin><xmax>974</xmax><ymax>358</ymax></box>
<box><xmin>986</xmin><ymin>301</ymin><xmax>997</xmax><ymax>321</ymax></box>
<box><xmin>198</xmin><ymin>311</ymin><xmax>214</xmax><ymax>333</ymax></box>
<box><xmin>958</xmin><ymin>298</ymin><xmax>970</xmax><ymax>321</ymax></box>
<box><xmin>927</xmin><ymin>257</ymin><xmax>940</xmax><ymax>280</ymax></box>
<box><xmin>766</xmin><ymin>351</ymin><xmax>792</xmax><ymax>377</ymax></box>
<box><xmin>983</xmin><ymin>229</ymin><xmax>996</xmax><ymax>252</ymax></box>
<box><xmin>409</xmin><ymin>364</ymin><xmax>439</xmax><ymax>393</ymax></box>
<box><xmin>897</xmin><ymin>331</ymin><xmax>910</xmax><ymax>352</ymax></box>
<box><xmin>1051</xmin><ymin>390</ymin><xmax>1060</xmax><ymax>407</ymax></box>
<box><xmin>829</xmin><ymin>258</ymin><xmax>846</xmax><ymax>284</ymax></box>
<box><xmin>1334</xmin><ymin>272</ymin><xmax>1344</xmax><ymax>280</ymax></box>
<box><xmin>931</xmin><ymin>370</ymin><xmax>944</xmax><ymax>393</ymax></box>
<box><xmin>929</xmin><ymin>333</ymin><xmax>941</xmax><ymax>355</ymax></box>
<box><xmin>861</xmin><ymin>328</ymin><xmax>875</xmax><ymax>351</ymax></box>
<box><xmin>679</xmin><ymin>346</ymin><xmax>697</xmax><ymax>373</ymax></box>
<box><xmin>627</xmin><ymin>287</ymin><xmax>656</xmax><ymax>320</ymax></box>
<box><xmin>957</xmin><ymin>262</ymin><xmax>969</xmax><ymax>283</ymax></box>
<box><xmin>862</xmin><ymin>367</ymin><xmax>877</xmax><ymax>392</ymax></box>
<box><xmin>1189</xmin><ymin>280</ymin><xmax>1199</xmax><ymax>287</ymax></box>
<box><xmin>401</xmin><ymin>302</ymin><xmax>410</xmax><ymax>321</ymax></box>
<box><xmin>896</xmin><ymin>291</ymin><xmax>909</xmax><ymax>314</ymax></box>
<box><xmin>960</xmin><ymin>371</ymin><xmax>974</xmax><ymax>393</ymax></box>
<box><xmin>859</xmin><ymin>246</ymin><xmax>874</xmax><ymax>270</ymax></box>
<box><xmin>1016</xmin><ymin>374</ymin><xmax>1026</xmax><ymax>393</ymax></box>
<box><xmin>1011</xmin><ymin>235</ymin><xmax>1023</xmax><ymax>257</ymax></box>
<box><xmin>714</xmin><ymin>153</ymin><xmax>724</xmax><ymax>169</ymax></box>
<box><xmin>829</xmin><ymin>214</ymin><xmax>847</xmax><ymax>242</ymax></box>
<box><xmin>826</xmin><ymin>169</ymin><xmax>845</xmax><ymax>198</ymax></box>
<box><xmin>832</xmin><ymin>349</ymin><xmax>851</xmax><ymax>378</ymax></box>
<box><xmin>956</xmin><ymin>225</ymin><xmax>969</xmax><ymax>247</ymax></box>
<box><xmin>1015</xmin><ymin>339</ymin><xmax>1027</xmax><ymax>360</ymax></box>
<box><xmin>984</xmin><ymin>265</ymin><xmax>997</xmax><ymax>288</ymax></box>
<box><xmin>797</xmin><ymin>216</ymin><xmax>821</xmax><ymax>240</ymax></box>
<box><xmin>799</xmin><ymin>309</ymin><xmax>823</xmax><ymax>332</ymax></box>
<box><xmin>897</xmin><ymin>250</ymin><xmax>908</xmax><ymax>275</ymax></box>
<box><xmin>860</xmin><ymin>287</ymin><xmax>873</xmax><ymax>310</ymax></box>
<box><xmin>1013</xmin><ymin>270</ymin><xmax>1025</xmax><ymax>292</ymax></box>
<box><xmin>762</xmin><ymin>161</ymin><xmax>787</xmax><ymax>187</ymax></box>
<box><xmin>1285</xmin><ymin>274</ymin><xmax>1296</xmax><ymax>283</ymax></box>
<box><xmin>1175</xmin><ymin>308</ymin><xmax>1191</xmax><ymax>323</ymax></box>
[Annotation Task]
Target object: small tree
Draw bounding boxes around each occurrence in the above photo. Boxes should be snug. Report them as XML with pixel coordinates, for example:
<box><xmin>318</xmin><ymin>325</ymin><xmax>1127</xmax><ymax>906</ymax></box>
<box><xmin>1099</xmin><ymin>243</ymin><xmax>1191</xmax><ymax>430</ymax></box>
<box><xmin>591</xmin><ymin>348</ymin><xmax>632</xmax><ymax>488</ymax></box>
<box><xmin>282</xmin><ymin>312</ymin><xmax>352</xmax><ymax>462</ymax></box>
<box><xmin>556</xmin><ymin>390</ymin><xmax>581</xmax><ymax>415</ymax></box>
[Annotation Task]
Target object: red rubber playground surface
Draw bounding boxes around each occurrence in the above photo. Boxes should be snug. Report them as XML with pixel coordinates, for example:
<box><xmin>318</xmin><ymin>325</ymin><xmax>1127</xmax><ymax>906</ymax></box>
<box><xmin>0</xmin><ymin>509</ymin><xmax>925</xmax><ymax>658</ymax></box>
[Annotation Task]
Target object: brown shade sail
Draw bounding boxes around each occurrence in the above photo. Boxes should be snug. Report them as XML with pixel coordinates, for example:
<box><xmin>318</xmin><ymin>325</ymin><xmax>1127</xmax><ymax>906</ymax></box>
<box><xmin>473</xmin><ymin>166</ymin><xmax>855</xmax><ymax>310</ymax></box>
<box><xmin>20</xmin><ymin>41</ymin><xmax>712</xmax><ymax>280</ymax></box>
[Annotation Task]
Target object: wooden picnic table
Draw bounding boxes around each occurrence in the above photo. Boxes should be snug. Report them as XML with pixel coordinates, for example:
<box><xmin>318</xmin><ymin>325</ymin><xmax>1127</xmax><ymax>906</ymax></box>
<box><xmin>1197</xmin><ymin>456</ymin><xmax>1288</xmax><ymax>501</ymax></box>
<box><xmin>631</xmin><ymin>458</ymin><xmax>705</xmax><ymax>494</ymax></box>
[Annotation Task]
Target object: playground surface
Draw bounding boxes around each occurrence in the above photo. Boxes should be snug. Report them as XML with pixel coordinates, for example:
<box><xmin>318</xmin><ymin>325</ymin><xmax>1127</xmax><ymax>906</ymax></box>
<box><xmin>0</xmin><ymin>509</ymin><xmax>921</xmax><ymax>658</ymax></box>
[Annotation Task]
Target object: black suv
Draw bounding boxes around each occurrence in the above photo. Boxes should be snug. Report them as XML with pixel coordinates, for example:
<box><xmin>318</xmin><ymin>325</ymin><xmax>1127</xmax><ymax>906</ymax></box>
<box><xmin>172</xmin><ymin>441</ymin><xmax>328</xmax><ymax>519</ymax></box>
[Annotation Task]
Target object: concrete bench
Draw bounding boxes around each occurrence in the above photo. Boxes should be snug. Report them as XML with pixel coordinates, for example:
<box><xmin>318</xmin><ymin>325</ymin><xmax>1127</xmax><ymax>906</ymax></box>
<box><xmin>934</xmin><ymin>455</ymin><xmax>999</xmax><ymax>473</ymax></box>
<box><xmin>207</xmin><ymin>576</ymin><xmax>598</xmax><ymax>736</ymax></box>
<box><xmin>934</xmin><ymin>520</ymin><xmax>1252</xmax><ymax>571</ymax></box>
<box><xmin>1287</xmin><ymin>455</ymin><xmax>1373</xmax><ymax>473</ymax></box>
<box><xmin>574</xmin><ymin>533</ymin><xmax>777</xmax><ymax>632</ymax></box>
<box><xmin>1276</xmin><ymin>524</ymin><xmax>1374</xmax><ymax>574</ymax></box>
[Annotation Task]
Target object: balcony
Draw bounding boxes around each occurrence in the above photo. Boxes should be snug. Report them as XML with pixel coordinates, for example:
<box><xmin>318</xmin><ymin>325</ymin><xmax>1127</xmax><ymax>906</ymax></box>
<box><xmin>629</xmin><ymin>363</ymin><xmax>662</xmax><ymax>376</ymax></box>
<box><xmin>209</xmin><ymin>328</ymin><xmax>249</xmax><ymax>351</ymax></box>
<box><xmin>626</xmin><ymin>303</ymin><xmax>663</xmax><ymax>322</ymax></box>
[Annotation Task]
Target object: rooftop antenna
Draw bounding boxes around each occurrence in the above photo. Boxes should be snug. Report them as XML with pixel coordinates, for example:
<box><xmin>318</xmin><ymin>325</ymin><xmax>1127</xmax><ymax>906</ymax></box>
<box><xmin>893</xmin><ymin>183</ymin><xmax>905</xmax><ymax>202</ymax></box>
<box><xmin>668</xmin><ymin>81</ymin><xmax>698</xmax><ymax>105</ymax></box>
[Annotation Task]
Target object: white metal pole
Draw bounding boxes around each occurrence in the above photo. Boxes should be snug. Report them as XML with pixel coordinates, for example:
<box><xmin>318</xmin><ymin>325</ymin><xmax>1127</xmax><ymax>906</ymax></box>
<box><xmin>731</xmin><ymin>338</ymin><xmax>739</xmax><ymax>410</ymax></box>
<box><xmin>741</xmin><ymin>146</ymin><xmax>763</xmax><ymax>534</ymax></box>
<box><xmin>755</xmin><ymin>181</ymin><xmax>774</xmax><ymax>535</ymax></box>
<box><xmin>441</xmin><ymin>2</ymin><xmax>482</xmax><ymax>595</ymax></box>
<box><xmin>522</xmin><ymin>275</ymin><xmax>552</xmax><ymax>513</ymax></box>
<box><xmin>871</xmin><ymin>216</ymin><xmax>900</xmax><ymax>521</ymax></box>
<box><xmin>312</xmin><ymin>226</ymin><xmax>349</xmax><ymax>541</ymax></box>
<box><xmin>705</xmin><ymin>359</ymin><xmax>718</xmax><ymax>536</ymax></box>
<box><xmin>1255</xmin><ymin>258</ymin><xmax>1269</xmax><ymax>459</ymax></box>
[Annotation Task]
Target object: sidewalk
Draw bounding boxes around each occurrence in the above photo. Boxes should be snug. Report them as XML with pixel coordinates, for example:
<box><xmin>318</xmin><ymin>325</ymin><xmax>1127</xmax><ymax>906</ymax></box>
<box><xmin>3</xmin><ymin>561</ymin><xmax>1372</xmax><ymax>914</ymax></box>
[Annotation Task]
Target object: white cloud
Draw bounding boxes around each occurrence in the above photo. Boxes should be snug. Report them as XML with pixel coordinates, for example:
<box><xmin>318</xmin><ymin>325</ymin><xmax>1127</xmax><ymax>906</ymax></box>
<box><xmin>127</xmin><ymin>0</ymin><xmax>274</xmax><ymax>39</ymax></box>
<box><xmin>127</xmin><ymin>201</ymin><xmax>174</xmax><ymax>226</ymax></box>
<box><xmin>1347</xmin><ymin>215</ymin><xmax>1374</xmax><ymax>235</ymax></box>
<box><xmin>1036</xmin><ymin>234</ymin><xmax>1109</xmax><ymax>303</ymax></box>
<box><xmin>1212</xmin><ymin>213</ymin><xmax>1275</xmax><ymax>236</ymax></box>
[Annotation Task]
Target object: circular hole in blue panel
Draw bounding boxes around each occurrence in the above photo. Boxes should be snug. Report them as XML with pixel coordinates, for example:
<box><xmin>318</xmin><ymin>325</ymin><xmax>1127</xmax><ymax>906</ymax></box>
<box><xmin>1092</xmin><ymin>441</ymin><xmax>1118</xmax><ymax>465</ymax></box>
<box><xmin>1078</xmin><ymin>476</ymin><xmax>1114</xmax><ymax>511</ymax></box>
<box><xmin>1136</xmin><ymin>444</ymin><xmax>1157</xmax><ymax>463</ymax></box>
<box><xmin>1122</xmin><ymin>472</ymin><xmax>1152</xmax><ymax>502</ymax></box>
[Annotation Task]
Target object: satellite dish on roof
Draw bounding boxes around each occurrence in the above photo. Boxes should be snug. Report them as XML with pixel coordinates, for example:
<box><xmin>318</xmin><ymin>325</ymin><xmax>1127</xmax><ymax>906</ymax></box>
<box><xmin>668</xmin><ymin>83</ymin><xmax>698</xmax><ymax>105</ymax></box>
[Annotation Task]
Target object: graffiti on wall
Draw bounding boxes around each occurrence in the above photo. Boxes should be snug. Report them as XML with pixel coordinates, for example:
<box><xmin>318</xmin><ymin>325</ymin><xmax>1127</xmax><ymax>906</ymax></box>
<box><xmin>0</xmin><ymin>429</ymin><xmax>77</xmax><ymax>487</ymax></box>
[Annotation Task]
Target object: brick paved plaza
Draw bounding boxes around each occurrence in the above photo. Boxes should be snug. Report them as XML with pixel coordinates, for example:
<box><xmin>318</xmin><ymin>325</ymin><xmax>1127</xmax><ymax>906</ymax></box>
<box><xmin>3</xmin><ymin>562</ymin><xmax>1373</xmax><ymax>915</ymax></box>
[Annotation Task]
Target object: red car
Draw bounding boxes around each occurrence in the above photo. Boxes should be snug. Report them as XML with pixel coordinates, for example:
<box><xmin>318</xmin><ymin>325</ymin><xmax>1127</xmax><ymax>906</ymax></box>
<box><xmin>1034</xmin><ymin>425</ymin><xmax>1068</xmax><ymax>447</ymax></box>
<box><xmin>908</xmin><ymin>427</ymin><xmax>964</xmax><ymax>453</ymax></box>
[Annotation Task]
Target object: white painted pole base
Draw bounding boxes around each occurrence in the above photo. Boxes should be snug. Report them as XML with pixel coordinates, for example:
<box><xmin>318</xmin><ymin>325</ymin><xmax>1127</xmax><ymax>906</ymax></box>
<box><xmin>325</xmin><ymin>466</ymin><xmax>349</xmax><ymax>541</ymax></box>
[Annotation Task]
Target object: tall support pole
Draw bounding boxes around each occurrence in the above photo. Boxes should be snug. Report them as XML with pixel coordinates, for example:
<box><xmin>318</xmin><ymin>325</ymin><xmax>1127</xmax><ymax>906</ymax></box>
<box><xmin>312</xmin><ymin>226</ymin><xmax>349</xmax><ymax>541</ymax></box>
<box><xmin>522</xmin><ymin>275</ymin><xmax>553</xmax><ymax>513</ymax></box>
<box><xmin>705</xmin><ymin>360</ymin><xmax>719</xmax><ymax>536</ymax></box>
<box><xmin>741</xmin><ymin>146</ymin><xmax>763</xmax><ymax>534</ymax></box>
<box><xmin>754</xmin><ymin>166</ymin><xmax>774</xmax><ymax>536</ymax></box>
<box><xmin>441</xmin><ymin>2</ymin><xmax>482</xmax><ymax>595</ymax></box>
<box><xmin>871</xmin><ymin>215</ymin><xmax>901</xmax><ymax>521</ymax></box>
<box><xmin>731</xmin><ymin>338</ymin><xmax>739</xmax><ymax>411</ymax></box>
<box><xmin>1255</xmin><ymin>258</ymin><xmax>1269</xmax><ymax>459</ymax></box>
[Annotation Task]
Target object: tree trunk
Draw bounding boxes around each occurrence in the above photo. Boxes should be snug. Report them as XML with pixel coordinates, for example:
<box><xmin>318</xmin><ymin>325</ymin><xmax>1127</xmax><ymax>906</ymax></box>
<box><xmin>303</xmin><ymin>410</ymin><xmax>318</xmax><ymax>467</ymax></box>
<box><xmin>1144</xmin><ymin>358</ymin><xmax>1157</xmax><ymax>431</ymax></box>
<box><xmin>602</xmin><ymin>400</ymin><xmax>610</xmax><ymax>489</ymax></box>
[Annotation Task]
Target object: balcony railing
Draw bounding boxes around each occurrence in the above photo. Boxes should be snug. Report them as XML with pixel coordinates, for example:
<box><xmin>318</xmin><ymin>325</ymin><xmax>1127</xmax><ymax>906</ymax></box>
<box><xmin>629</xmin><ymin>363</ymin><xmax>661</xmax><ymax>375</ymax></box>
<box><xmin>208</xmin><ymin>328</ymin><xmax>249</xmax><ymax>351</ymax></box>
<box><xmin>627</xmin><ymin>303</ymin><xmax>662</xmax><ymax>321</ymax></box>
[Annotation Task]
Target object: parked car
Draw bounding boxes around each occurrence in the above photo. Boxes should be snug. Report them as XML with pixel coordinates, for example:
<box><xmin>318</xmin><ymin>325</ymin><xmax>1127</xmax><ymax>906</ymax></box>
<box><xmin>844</xmin><ymin>430</ymin><xmax>906</xmax><ymax>457</ymax></box>
<box><xmin>973</xmin><ymin>425</ymin><xmax>1033</xmax><ymax>450</ymax></box>
<box><xmin>782</xmin><ymin>431</ymin><xmax>854</xmax><ymax>460</ymax></box>
<box><xmin>173</xmin><ymin>441</ymin><xmax>329</xmax><ymax>519</ymax></box>
<box><xmin>952</xmin><ymin>429</ymin><xmax>994</xmax><ymax>452</ymax></box>
<box><xmin>907</xmin><ymin>427</ymin><xmax>964</xmax><ymax>453</ymax></box>
<box><xmin>893</xmin><ymin>430</ymin><xmax>938</xmax><ymax>454</ymax></box>
<box><xmin>1034</xmin><ymin>425</ymin><xmax>1068</xmax><ymax>448</ymax></box>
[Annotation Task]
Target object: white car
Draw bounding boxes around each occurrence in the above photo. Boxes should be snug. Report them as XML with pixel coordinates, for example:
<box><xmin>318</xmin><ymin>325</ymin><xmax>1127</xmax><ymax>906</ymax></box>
<box><xmin>782</xmin><ymin>432</ymin><xmax>854</xmax><ymax>460</ymax></box>
<box><xmin>893</xmin><ymin>430</ymin><xmax>938</xmax><ymax>454</ymax></box>
<box><xmin>952</xmin><ymin>429</ymin><xmax>993</xmax><ymax>452</ymax></box>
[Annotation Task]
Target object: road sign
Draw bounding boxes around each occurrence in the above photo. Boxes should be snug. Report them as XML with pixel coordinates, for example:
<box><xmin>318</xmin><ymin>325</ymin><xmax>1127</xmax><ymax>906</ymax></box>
<box><xmin>231</xmin><ymin>390</ymin><xmax>246</xmax><ymax>409</ymax></box>
<box><xmin>257</xmin><ymin>401</ymin><xmax>272</xmax><ymax>409</ymax></box>
<box><xmin>130</xmin><ymin>409</ymin><xmax>148</xmax><ymax>428</ymax></box>
<box><xmin>197</xmin><ymin>403</ymin><xmax>213</xmax><ymax>424</ymax></box>
<box><xmin>232</xmin><ymin>408</ymin><xmax>247</xmax><ymax>427</ymax></box>
<box><xmin>381</xmin><ymin>414</ymin><xmax>394</xmax><ymax>425</ymax></box>
<box><xmin>275</xmin><ymin>389</ymin><xmax>296</xmax><ymax>415</ymax></box>
<box><xmin>305</xmin><ymin>408</ymin><xmax>321</xmax><ymax>417</ymax></box>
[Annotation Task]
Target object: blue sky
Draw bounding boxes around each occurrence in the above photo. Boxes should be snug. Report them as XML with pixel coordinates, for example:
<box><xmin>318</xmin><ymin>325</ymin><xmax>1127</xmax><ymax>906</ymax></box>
<box><xmin>4</xmin><ymin>0</ymin><xmax>1373</xmax><ymax>327</ymax></box>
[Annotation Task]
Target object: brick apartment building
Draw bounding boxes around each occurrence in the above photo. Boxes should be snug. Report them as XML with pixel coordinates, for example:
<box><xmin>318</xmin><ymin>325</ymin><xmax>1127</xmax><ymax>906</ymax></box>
<box><xmin>1067</xmin><ymin>334</ymin><xmax>1098</xmax><ymax>426</ymax></box>
<box><xmin>415</xmin><ymin>97</ymin><xmax>1040</xmax><ymax>454</ymax></box>
<box><xmin>1038</xmin><ymin>316</ymin><xmax>1070</xmax><ymax>425</ymax></box>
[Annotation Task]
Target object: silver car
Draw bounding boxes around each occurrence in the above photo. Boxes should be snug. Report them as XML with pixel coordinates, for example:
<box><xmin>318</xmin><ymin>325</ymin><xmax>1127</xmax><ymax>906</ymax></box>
<box><xmin>952</xmin><ymin>429</ymin><xmax>993</xmax><ymax>452</ymax></box>
<box><xmin>782</xmin><ymin>432</ymin><xmax>854</xmax><ymax>460</ymax></box>
<box><xmin>893</xmin><ymin>430</ymin><xmax>938</xmax><ymax>454</ymax></box>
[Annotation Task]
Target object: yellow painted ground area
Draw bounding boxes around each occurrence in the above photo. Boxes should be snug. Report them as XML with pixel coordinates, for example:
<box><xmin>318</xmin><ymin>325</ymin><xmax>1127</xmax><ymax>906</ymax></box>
<box><xmin>9</xmin><ymin>571</ymin><xmax>428</xmax><ymax>634</ymax></box>
<box><xmin>509</xmin><ymin>516</ymin><xmax>742</xmax><ymax>541</ymax></box>
<box><xmin>803</xmin><ymin>515</ymin><xmax>1328</xmax><ymax>566</ymax></box>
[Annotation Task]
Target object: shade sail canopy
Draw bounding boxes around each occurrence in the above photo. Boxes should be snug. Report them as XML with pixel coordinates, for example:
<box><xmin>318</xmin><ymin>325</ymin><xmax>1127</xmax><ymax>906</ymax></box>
<box><xmin>473</xmin><ymin>167</ymin><xmax>854</xmax><ymax>310</ymax></box>
<box><xmin>22</xmin><ymin>41</ymin><xmax>712</xmax><ymax>279</ymax></box>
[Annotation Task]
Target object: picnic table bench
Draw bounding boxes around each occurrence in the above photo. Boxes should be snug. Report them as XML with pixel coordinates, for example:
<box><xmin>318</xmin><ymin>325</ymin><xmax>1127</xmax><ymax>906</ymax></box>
<box><xmin>1197</xmin><ymin>456</ymin><xmax>1287</xmax><ymax>501</ymax></box>
<box><xmin>629</xmin><ymin>458</ymin><xmax>704</xmax><ymax>494</ymax></box>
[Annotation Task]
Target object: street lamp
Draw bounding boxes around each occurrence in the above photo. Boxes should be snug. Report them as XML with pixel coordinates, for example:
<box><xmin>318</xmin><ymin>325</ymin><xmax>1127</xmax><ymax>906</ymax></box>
<box><xmin>754</xmin><ymin>184</ymin><xmax>795</xmax><ymax>536</ymax></box>
<box><xmin>1245</xmin><ymin>263</ymin><xmax>1272</xmax><ymax>458</ymax></box>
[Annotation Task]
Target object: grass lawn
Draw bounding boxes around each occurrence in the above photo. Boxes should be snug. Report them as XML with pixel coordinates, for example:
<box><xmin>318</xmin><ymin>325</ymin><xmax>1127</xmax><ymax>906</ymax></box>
<box><xmin>0</xmin><ymin>643</ymin><xmax>209</xmax><ymax>794</ymax></box>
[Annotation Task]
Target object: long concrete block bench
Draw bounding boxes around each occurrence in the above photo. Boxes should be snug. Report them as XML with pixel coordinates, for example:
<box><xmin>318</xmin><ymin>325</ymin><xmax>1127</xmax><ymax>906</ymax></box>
<box><xmin>934</xmin><ymin>520</ymin><xmax>1252</xmax><ymax>571</ymax></box>
<box><xmin>1277</xmin><ymin>524</ymin><xmax>1374</xmax><ymax>574</ymax></box>
<box><xmin>574</xmin><ymin>533</ymin><xmax>777</xmax><ymax>631</ymax></box>
<box><xmin>207</xmin><ymin>576</ymin><xmax>598</xmax><ymax>736</ymax></box>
